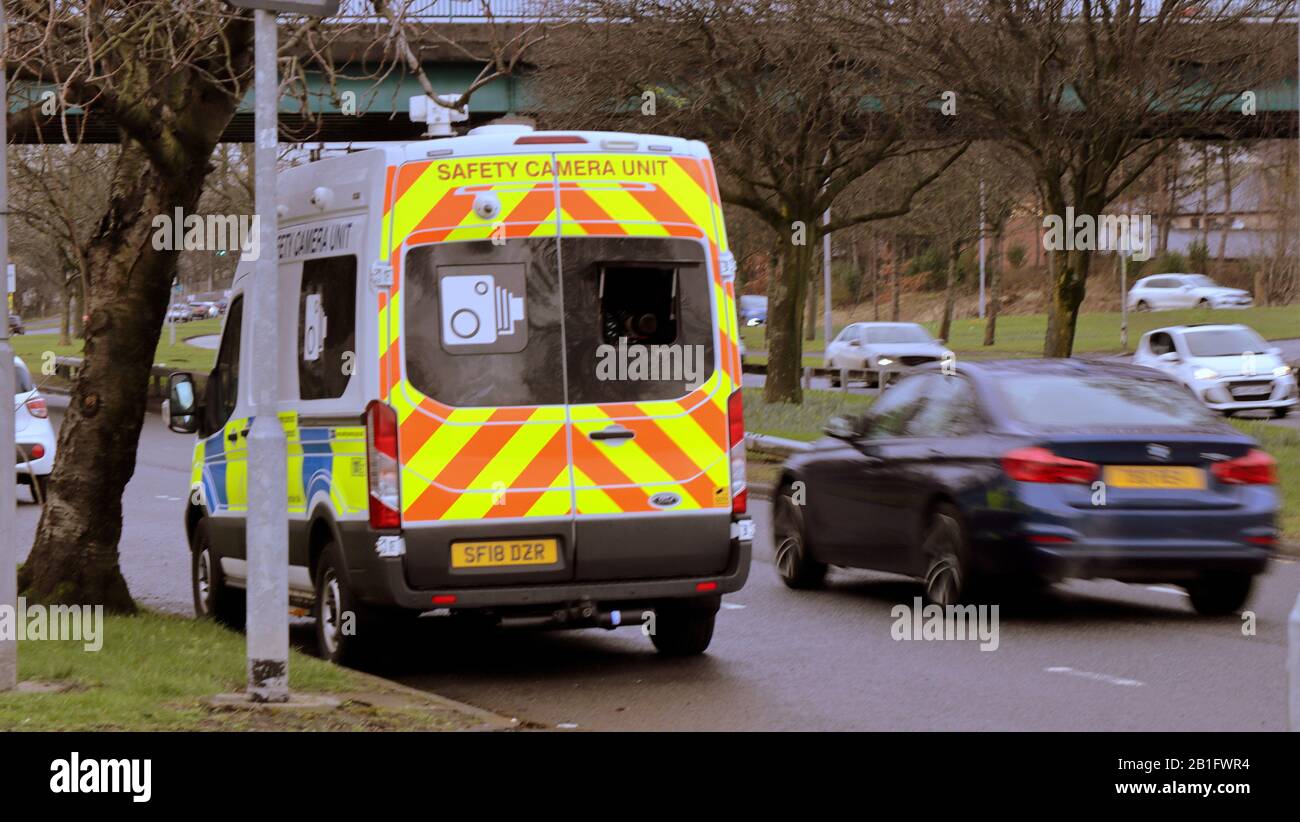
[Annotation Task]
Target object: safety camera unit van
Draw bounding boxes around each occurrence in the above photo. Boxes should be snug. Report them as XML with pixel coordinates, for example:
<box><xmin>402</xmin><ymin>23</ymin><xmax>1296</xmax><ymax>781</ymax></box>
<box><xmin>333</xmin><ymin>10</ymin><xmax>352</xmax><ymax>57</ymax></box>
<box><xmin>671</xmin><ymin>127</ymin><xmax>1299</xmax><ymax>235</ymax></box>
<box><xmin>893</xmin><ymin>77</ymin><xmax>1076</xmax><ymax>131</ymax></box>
<box><xmin>165</xmin><ymin>123</ymin><xmax>752</xmax><ymax>663</ymax></box>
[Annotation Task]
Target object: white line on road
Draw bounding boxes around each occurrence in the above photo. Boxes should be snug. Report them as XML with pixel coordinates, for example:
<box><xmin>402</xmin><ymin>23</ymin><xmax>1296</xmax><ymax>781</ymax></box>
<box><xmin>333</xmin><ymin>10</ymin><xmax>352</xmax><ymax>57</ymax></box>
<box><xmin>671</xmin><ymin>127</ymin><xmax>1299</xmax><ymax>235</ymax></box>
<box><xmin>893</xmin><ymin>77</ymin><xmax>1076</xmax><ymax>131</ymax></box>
<box><xmin>1045</xmin><ymin>666</ymin><xmax>1144</xmax><ymax>687</ymax></box>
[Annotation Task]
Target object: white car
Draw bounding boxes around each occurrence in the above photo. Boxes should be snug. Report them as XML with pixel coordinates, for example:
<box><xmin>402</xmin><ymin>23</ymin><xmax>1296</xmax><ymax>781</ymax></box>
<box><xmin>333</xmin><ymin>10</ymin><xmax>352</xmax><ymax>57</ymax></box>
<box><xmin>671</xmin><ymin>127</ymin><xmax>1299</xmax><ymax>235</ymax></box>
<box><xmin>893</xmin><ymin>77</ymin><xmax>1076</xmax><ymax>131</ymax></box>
<box><xmin>1133</xmin><ymin>324</ymin><xmax>1298</xmax><ymax>418</ymax></box>
<box><xmin>1127</xmin><ymin>273</ymin><xmax>1252</xmax><ymax>311</ymax></box>
<box><xmin>824</xmin><ymin>322</ymin><xmax>951</xmax><ymax>388</ymax></box>
<box><xmin>12</xmin><ymin>356</ymin><xmax>56</xmax><ymax>502</ymax></box>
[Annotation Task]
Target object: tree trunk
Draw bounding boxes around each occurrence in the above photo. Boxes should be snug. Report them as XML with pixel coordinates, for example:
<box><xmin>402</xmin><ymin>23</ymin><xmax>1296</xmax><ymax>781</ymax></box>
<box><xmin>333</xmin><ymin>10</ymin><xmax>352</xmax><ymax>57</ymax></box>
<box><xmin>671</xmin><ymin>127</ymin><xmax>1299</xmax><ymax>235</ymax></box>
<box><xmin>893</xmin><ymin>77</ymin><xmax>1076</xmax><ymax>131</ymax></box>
<box><xmin>59</xmin><ymin>282</ymin><xmax>72</xmax><ymax>347</ymax></box>
<box><xmin>939</xmin><ymin>240</ymin><xmax>959</xmax><ymax>342</ymax></box>
<box><xmin>804</xmin><ymin>263</ymin><xmax>817</xmax><ymax>341</ymax></box>
<box><xmin>19</xmin><ymin>142</ymin><xmax>212</xmax><ymax>611</ymax></box>
<box><xmin>1043</xmin><ymin>246</ymin><xmax>1093</xmax><ymax>357</ymax></box>
<box><xmin>871</xmin><ymin>237</ymin><xmax>880</xmax><ymax>321</ymax></box>
<box><xmin>890</xmin><ymin>238</ymin><xmax>901</xmax><ymax>321</ymax></box>
<box><xmin>764</xmin><ymin>235</ymin><xmax>815</xmax><ymax>404</ymax></box>
<box><xmin>1217</xmin><ymin>146</ymin><xmax>1232</xmax><ymax>269</ymax></box>
<box><xmin>983</xmin><ymin>231</ymin><xmax>1002</xmax><ymax>346</ymax></box>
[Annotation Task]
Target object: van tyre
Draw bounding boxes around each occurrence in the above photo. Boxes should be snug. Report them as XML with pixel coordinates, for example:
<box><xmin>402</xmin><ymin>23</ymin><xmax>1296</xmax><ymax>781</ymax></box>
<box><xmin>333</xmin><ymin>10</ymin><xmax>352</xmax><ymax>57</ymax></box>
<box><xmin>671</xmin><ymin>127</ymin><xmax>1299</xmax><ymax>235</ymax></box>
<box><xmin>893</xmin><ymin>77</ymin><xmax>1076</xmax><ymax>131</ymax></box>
<box><xmin>192</xmin><ymin>520</ymin><xmax>245</xmax><ymax>630</ymax></box>
<box><xmin>920</xmin><ymin>503</ymin><xmax>972</xmax><ymax>606</ymax></box>
<box><xmin>314</xmin><ymin>541</ymin><xmax>389</xmax><ymax>667</ymax></box>
<box><xmin>773</xmin><ymin>481</ymin><xmax>826</xmax><ymax>589</ymax></box>
<box><xmin>650</xmin><ymin>600</ymin><xmax>718</xmax><ymax>657</ymax></box>
<box><xmin>1185</xmin><ymin>573</ymin><xmax>1254</xmax><ymax>616</ymax></box>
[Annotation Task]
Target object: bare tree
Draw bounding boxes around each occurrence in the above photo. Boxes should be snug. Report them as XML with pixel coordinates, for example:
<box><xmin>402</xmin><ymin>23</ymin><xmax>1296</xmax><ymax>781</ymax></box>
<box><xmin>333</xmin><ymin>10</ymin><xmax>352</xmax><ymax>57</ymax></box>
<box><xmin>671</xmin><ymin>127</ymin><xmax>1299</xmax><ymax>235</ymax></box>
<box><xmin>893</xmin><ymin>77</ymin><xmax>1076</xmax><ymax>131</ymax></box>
<box><xmin>7</xmin><ymin>1</ymin><xmax>540</xmax><ymax>609</ymax></box>
<box><xmin>531</xmin><ymin>0</ymin><xmax>967</xmax><ymax>402</ymax></box>
<box><xmin>858</xmin><ymin>0</ymin><xmax>1288</xmax><ymax>356</ymax></box>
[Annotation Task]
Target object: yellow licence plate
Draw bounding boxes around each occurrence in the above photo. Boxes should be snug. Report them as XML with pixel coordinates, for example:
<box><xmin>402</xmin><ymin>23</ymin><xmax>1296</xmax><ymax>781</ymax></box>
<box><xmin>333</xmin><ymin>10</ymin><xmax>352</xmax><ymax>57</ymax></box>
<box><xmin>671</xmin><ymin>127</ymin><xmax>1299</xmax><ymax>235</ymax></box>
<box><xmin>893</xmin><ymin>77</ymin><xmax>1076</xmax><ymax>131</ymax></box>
<box><xmin>1103</xmin><ymin>465</ymin><xmax>1206</xmax><ymax>490</ymax></box>
<box><xmin>451</xmin><ymin>538</ymin><xmax>559</xmax><ymax>569</ymax></box>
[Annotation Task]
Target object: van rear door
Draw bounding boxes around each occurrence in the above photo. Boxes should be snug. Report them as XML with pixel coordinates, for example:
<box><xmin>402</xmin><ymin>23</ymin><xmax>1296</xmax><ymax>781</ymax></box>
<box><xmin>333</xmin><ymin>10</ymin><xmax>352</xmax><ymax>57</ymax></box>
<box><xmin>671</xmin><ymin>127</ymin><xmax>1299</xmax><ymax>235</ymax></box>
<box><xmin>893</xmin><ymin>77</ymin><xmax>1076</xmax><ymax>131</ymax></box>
<box><xmin>556</xmin><ymin>154</ymin><xmax>737</xmax><ymax>581</ymax></box>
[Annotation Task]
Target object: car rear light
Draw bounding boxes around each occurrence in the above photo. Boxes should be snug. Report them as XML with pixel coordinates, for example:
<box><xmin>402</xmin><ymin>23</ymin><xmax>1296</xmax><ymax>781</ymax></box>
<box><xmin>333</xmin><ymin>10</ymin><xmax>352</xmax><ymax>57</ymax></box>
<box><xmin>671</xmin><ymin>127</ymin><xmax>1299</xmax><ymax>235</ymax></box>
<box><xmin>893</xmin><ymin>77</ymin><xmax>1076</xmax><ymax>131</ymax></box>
<box><xmin>1245</xmin><ymin>534</ymin><xmax>1276</xmax><ymax>546</ymax></box>
<box><xmin>1002</xmin><ymin>446</ymin><xmax>1099</xmax><ymax>484</ymax></box>
<box><xmin>515</xmin><ymin>134</ymin><xmax>587</xmax><ymax>144</ymax></box>
<box><xmin>431</xmin><ymin>594</ymin><xmax>457</xmax><ymax>605</ymax></box>
<box><xmin>1028</xmin><ymin>534</ymin><xmax>1073</xmax><ymax>544</ymax></box>
<box><xmin>365</xmin><ymin>400</ymin><xmax>402</xmax><ymax>529</ymax></box>
<box><xmin>24</xmin><ymin>397</ymin><xmax>47</xmax><ymax>419</ymax></box>
<box><xmin>25</xmin><ymin>444</ymin><xmax>45</xmax><ymax>461</ymax></box>
<box><xmin>1211</xmin><ymin>449</ymin><xmax>1276</xmax><ymax>485</ymax></box>
<box><xmin>696</xmin><ymin>581</ymin><xmax>718</xmax><ymax>592</ymax></box>
<box><xmin>727</xmin><ymin>390</ymin><xmax>746</xmax><ymax>514</ymax></box>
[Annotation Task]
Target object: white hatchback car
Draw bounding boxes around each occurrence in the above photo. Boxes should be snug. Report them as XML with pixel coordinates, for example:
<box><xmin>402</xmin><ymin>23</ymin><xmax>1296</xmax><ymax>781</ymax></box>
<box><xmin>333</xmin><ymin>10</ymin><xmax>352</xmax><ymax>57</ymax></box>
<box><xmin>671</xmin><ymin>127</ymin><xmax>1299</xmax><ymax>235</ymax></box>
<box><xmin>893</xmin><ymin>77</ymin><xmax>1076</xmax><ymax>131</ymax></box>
<box><xmin>1127</xmin><ymin>273</ymin><xmax>1252</xmax><ymax>311</ymax></box>
<box><xmin>1133</xmin><ymin>324</ymin><xmax>1298</xmax><ymax>418</ymax></box>
<box><xmin>824</xmin><ymin>322</ymin><xmax>951</xmax><ymax>387</ymax></box>
<box><xmin>12</xmin><ymin>356</ymin><xmax>57</xmax><ymax>502</ymax></box>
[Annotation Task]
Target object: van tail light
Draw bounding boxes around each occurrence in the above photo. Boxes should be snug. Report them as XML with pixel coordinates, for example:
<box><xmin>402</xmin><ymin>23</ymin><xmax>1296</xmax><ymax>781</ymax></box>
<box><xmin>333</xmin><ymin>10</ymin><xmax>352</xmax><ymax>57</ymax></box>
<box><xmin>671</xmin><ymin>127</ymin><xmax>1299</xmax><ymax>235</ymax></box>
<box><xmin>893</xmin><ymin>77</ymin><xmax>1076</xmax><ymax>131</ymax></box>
<box><xmin>728</xmin><ymin>390</ymin><xmax>746</xmax><ymax>515</ymax></box>
<box><xmin>24</xmin><ymin>397</ymin><xmax>47</xmax><ymax>419</ymax></box>
<box><xmin>1212</xmin><ymin>449</ymin><xmax>1276</xmax><ymax>485</ymax></box>
<box><xmin>1001</xmin><ymin>446</ymin><xmax>1099</xmax><ymax>484</ymax></box>
<box><xmin>365</xmin><ymin>400</ymin><xmax>402</xmax><ymax>529</ymax></box>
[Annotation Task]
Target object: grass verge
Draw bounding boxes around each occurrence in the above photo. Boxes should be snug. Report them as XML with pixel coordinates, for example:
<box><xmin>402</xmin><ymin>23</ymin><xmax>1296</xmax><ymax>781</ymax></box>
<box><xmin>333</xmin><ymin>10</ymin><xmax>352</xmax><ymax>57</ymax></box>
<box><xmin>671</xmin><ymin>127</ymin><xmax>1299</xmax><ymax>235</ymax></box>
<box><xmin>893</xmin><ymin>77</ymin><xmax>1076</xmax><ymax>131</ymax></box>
<box><xmin>0</xmin><ymin>611</ymin><xmax>489</xmax><ymax>731</ymax></box>
<box><xmin>741</xmin><ymin>305</ymin><xmax>1299</xmax><ymax>361</ymax></box>
<box><xmin>10</xmin><ymin>317</ymin><xmax>223</xmax><ymax>378</ymax></box>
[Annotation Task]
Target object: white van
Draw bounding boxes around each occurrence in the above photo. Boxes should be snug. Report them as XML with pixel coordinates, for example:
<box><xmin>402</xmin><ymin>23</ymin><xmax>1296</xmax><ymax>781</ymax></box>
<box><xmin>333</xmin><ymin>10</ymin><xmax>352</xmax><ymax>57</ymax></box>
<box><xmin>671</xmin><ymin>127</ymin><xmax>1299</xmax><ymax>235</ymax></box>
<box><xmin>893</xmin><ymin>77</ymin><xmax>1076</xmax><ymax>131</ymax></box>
<box><xmin>166</xmin><ymin>125</ymin><xmax>752</xmax><ymax>664</ymax></box>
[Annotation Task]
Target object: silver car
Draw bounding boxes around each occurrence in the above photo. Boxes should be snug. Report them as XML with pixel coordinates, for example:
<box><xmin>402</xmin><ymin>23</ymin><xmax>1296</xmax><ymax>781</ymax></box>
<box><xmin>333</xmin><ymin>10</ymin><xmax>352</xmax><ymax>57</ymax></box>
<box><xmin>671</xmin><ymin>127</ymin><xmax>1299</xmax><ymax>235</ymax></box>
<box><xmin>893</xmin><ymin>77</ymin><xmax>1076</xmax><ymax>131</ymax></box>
<box><xmin>823</xmin><ymin>322</ymin><xmax>951</xmax><ymax>388</ymax></box>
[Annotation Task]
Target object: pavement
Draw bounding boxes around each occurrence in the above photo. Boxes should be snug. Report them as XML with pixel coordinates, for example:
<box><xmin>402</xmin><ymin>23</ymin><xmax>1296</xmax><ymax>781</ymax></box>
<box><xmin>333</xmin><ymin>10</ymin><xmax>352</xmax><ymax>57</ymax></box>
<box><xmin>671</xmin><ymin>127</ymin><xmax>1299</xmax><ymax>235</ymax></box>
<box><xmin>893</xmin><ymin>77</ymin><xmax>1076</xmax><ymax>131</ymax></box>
<box><xmin>13</xmin><ymin>394</ymin><xmax>1300</xmax><ymax>730</ymax></box>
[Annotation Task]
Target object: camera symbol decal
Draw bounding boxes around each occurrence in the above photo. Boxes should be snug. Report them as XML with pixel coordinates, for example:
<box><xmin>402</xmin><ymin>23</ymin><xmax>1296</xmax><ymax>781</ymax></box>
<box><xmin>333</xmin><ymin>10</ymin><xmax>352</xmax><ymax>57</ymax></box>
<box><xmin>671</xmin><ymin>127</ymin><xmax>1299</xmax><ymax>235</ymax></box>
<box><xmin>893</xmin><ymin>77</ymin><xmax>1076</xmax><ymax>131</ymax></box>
<box><xmin>438</xmin><ymin>267</ymin><xmax>528</xmax><ymax>354</ymax></box>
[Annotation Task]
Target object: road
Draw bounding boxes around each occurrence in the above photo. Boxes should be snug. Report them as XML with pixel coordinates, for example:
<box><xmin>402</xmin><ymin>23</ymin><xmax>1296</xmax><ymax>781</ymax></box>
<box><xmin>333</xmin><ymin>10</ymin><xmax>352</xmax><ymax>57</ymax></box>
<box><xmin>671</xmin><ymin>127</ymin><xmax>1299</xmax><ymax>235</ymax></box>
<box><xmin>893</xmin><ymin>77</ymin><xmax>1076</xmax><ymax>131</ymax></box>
<box><xmin>16</xmin><ymin>395</ymin><xmax>1297</xmax><ymax>730</ymax></box>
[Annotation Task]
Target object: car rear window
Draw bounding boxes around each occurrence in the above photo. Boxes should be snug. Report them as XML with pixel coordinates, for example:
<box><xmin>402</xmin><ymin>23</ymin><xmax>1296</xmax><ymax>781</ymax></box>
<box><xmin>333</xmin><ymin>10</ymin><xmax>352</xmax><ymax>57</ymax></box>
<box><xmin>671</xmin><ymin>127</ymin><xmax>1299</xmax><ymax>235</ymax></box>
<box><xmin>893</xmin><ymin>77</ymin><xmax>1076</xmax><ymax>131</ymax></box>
<box><xmin>993</xmin><ymin>373</ymin><xmax>1215</xmax><ymax>428</ymax></box>
<box><xmin>1183</xmin><ymin>328</ymin><xmax>1267</xmax><ymax>358</ymax></box>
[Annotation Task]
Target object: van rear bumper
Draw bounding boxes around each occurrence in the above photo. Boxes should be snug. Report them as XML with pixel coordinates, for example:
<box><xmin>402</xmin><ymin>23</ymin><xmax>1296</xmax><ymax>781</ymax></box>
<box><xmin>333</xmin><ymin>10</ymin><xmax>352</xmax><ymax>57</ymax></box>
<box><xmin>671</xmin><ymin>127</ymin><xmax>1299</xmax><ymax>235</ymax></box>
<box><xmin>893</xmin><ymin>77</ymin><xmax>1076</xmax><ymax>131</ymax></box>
<box><xmin>341</xmin><ymin>522</ymin><xmax>752</xmax><ymax>611</ymax></box>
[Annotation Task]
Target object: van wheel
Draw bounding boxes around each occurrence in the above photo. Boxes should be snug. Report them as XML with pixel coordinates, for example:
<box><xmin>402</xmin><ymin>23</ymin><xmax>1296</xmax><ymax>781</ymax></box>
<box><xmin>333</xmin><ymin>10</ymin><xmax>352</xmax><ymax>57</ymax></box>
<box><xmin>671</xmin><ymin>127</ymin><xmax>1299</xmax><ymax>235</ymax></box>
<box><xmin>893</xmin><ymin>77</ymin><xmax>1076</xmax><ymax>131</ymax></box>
<box><xmin>773</xmin><ymin>482</ymin><xmax>826</xmax><ymax>589</ymax></box>
<box><xmin>1185</xmin><ymin>573</ymin><xmax>1254</xmax><ymax>616</ymax></box>
<box><xmin>314</xmin><ymin>541</ymin><xmax>392</xmax><ymax>667</ymax></box>
<box><xmin>650</xmin><ymin>600</ymin><xmax>718</xmax><ymax>657</ymax></box>
<box><xmin>192</xmin><ymin>520</ymin><xmax>244</xmax><ymax>630</ymax></box>
<box><xmin>920</xmin><ymin>503</ymin><xmax>971</xmax><ymax>606</ymax></box>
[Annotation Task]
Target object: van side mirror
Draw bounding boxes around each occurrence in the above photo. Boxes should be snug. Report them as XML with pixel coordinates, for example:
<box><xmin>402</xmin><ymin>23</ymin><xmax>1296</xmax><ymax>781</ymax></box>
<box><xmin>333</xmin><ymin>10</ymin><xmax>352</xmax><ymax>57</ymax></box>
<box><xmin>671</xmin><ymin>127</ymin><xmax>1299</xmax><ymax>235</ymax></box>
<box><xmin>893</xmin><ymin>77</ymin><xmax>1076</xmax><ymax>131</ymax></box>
<box><xmin>167</xmin><ymin>372</ymin><xmax>200</xmax><ymax>434</ymax></box>
<box><xmin>823</xmin><ymin>414</ymin><xmax>862</xmax><ymax>440</ymax></box>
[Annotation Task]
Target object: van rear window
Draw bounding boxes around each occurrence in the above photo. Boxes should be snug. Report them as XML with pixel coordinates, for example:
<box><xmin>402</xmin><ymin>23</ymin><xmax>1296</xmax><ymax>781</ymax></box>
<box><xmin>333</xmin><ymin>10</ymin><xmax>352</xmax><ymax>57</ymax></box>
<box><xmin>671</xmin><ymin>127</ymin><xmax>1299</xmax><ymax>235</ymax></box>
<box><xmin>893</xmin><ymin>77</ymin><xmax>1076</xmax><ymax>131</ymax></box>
<box><xmin>404</xmin><ymin>239</ymin><xmax>565</xmax><ymax>407</ymax></box>
<box><xmin>403</xmin><ymin>237</ymin><xmax>716</xmax><ymax>408</ymax></box>
<box><xmin>562</xmin><ymin>237</ymin><xmax>716</xmax><ymax>404</ymax></box>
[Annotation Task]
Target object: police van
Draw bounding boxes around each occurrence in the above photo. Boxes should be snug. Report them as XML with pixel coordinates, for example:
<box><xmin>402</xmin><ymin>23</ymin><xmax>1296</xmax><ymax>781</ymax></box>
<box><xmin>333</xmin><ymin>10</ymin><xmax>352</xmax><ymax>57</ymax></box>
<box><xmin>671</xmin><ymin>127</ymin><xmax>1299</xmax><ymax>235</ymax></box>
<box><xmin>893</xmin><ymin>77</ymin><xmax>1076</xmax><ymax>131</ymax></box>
<box><xmin>165</xmin><ymin>124</ymin><xmax>752</xmax><ymax>663</ymax></box>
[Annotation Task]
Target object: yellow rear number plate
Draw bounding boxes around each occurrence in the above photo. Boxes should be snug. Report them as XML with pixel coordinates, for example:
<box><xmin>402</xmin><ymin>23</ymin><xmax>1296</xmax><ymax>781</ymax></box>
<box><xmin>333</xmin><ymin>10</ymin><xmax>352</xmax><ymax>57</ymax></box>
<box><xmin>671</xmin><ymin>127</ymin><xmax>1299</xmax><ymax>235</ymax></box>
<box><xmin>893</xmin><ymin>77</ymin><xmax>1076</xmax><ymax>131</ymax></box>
<box><xmin>451</xmin><ymin>538</ymin><xmax>559</xmax><ymax>569</ymax></box>
<box><xmin>1103</xmin><ymin>465</ymin><xmax>1206</xmax><ymax>490</ymax></box>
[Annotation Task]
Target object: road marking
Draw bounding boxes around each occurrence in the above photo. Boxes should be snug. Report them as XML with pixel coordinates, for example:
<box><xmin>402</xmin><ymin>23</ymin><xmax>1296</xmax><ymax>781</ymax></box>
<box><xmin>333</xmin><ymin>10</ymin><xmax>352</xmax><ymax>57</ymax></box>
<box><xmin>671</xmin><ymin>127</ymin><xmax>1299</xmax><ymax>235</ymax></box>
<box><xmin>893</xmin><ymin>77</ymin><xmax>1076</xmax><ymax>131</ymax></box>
<box><xmin>1045</xmin><ymin>666</ymin><xmax>1144</xmax><ymax>687</ymax></box>
<box><xmin>1145</xmin><ymin>585</ymin><xmax>1187</xmax><ymax>597</ymax></box>
<box><xmin>720</xmin><ymin>602</ymin><xmax>746</xmax><ymax>610</ymax></box>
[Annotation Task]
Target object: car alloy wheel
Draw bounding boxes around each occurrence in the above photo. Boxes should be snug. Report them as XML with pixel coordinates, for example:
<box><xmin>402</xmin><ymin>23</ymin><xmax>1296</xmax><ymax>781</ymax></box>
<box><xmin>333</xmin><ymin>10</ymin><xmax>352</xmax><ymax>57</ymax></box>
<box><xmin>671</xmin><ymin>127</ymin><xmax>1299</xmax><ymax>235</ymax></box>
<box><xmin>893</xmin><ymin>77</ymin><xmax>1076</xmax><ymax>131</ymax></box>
<box><xmin>773</xmin><ymin>486</ymin><xmax>826</xmax><ymax>589</ymax></box>
<box><xmin>921</xmin><ymin>509</ymin><xmax>965</xmax><ymax>606</ymax></box>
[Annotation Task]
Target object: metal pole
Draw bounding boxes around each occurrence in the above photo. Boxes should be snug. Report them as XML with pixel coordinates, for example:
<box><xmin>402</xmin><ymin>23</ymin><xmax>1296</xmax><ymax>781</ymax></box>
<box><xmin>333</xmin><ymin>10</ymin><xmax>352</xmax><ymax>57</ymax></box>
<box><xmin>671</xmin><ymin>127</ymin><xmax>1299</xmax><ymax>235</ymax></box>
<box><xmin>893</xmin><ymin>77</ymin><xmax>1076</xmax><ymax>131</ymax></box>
<box><xmin>1120</xmin><ymin>252</ymin><xmax>1128</xmax><ymax>351</ymax></box>
<box><xmin>822</xmin><ymin>208</ymin><xmax>832</xmax><ymax>344</ymax></box>
<box><xmin>245</xmin><ymin>8</ymin><xmax>288</xmax><ymax>703</ymax></box>
<box><xmin>0</xmin><ymin>0</ymin><xmax>17</xmax><ymax>692</ymax></box>
<box><xmin>978</xmin><ymin>179</ymin><xmax>986</xmax><ymax>319</ymax></box>
<box><xmin>1290</xmin><ymin>593</ymin><xmax>1300</xmax><ymax>730</ymax></box>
